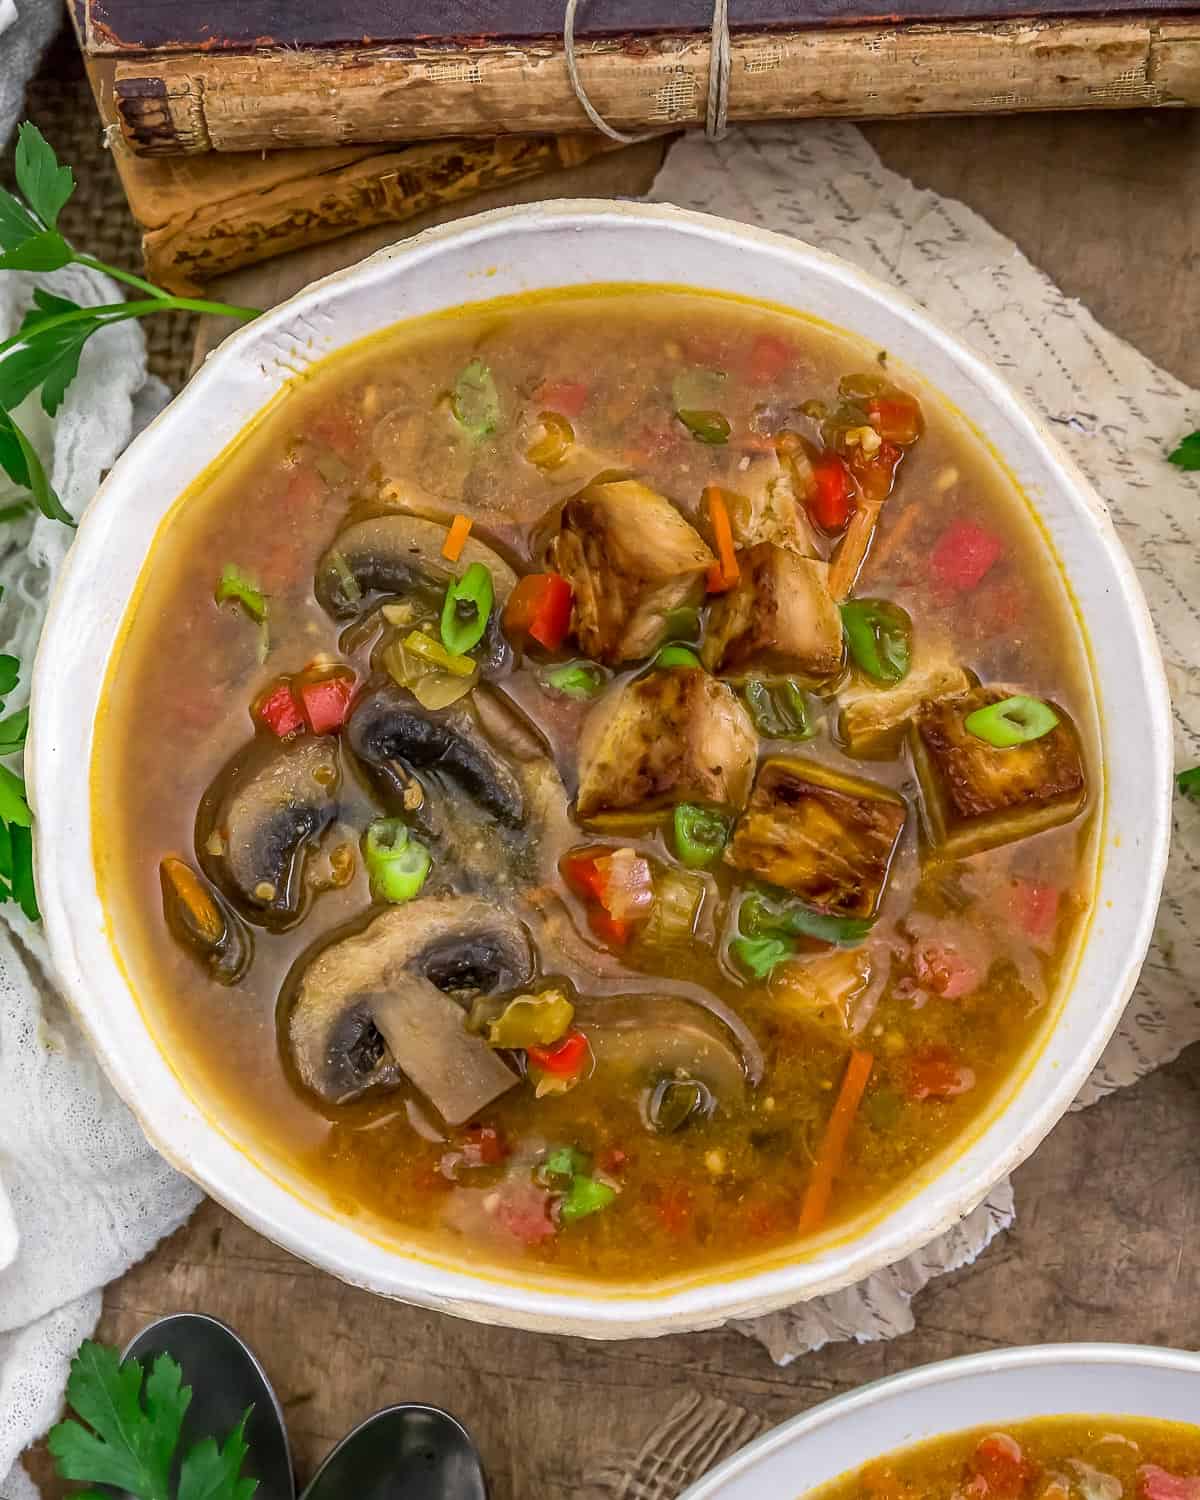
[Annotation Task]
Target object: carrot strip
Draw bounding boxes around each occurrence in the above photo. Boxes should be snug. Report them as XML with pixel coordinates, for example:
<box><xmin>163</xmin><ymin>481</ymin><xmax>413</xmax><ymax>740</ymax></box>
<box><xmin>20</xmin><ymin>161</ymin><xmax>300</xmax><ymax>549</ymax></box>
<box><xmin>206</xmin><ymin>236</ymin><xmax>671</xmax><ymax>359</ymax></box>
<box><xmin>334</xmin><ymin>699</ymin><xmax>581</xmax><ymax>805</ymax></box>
<box><xmin>704</xmin><ymin>486</ymin><xmax>740</xmax><ymax>593</ymax></box>
<box><xmin>828</xmin><ymin>499</ymin><xmax>883</xmax><ymax>601</ymax></box>
<box><xmin>442</xmin><ymin>513</ymin><xmax>473</xmax><ymax>562</ymax></box>
<box><xmin>799</xmin><ymin>1049</ymin><xmax>874</xmax><ymax>1235</ymax></box>
<box><xmin>869</xmin><ymin>501</ymin><xmax>919</xmax><ymax>574</ymax></box>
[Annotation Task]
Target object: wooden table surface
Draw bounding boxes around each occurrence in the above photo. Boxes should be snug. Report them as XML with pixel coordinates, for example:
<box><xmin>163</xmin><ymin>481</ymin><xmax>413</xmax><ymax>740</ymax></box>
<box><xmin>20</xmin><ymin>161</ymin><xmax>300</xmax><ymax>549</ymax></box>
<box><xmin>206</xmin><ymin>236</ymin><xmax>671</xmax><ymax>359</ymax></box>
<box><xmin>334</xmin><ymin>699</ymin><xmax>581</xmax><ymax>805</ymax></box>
<box><xmin>32</xmin><ymin>109</ymin><xmax>1200</xmax><ymax>1498</ymax></box>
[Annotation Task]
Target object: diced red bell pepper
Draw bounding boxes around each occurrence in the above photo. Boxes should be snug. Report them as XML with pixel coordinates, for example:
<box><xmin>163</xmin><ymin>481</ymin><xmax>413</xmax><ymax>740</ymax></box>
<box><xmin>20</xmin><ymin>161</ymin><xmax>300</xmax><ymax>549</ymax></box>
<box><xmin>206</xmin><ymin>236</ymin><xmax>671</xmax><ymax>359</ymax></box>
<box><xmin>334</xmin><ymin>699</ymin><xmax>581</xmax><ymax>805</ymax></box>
<box><xmin>503</xmin><ymin>573</ymin><xmax>573</xmax><ymax>651</ymax></box>
<box><xmin>587</xmin><ymin>906</ymin><xmax>631</xmax><ymax>947</ymax></box>
<box><xmin>1009</xmin><ymin>878</ymin><xmax>1060</xmax><ymax>945</ymax></box>
<box><xmin>970</xmin><ymin>1433</ymin><xmax>1039</xmax><ymax>1498</ymax></box>
<box><xmin>866</xmin><ymin>393</ymin><xmax>923</xmax><ymax>446</ymax></box>
<box><xmin>298</xmin><ymin>671</ymin><xmax>356</xmax><ymax>735</ymax></box>
<box><xmin>1139</xmin><ymin>1466</ymin><xmax>1200</xmax><ymax>1500</ymax></box>
<box><xmin>461</xmin><ymin>1124</ymin><xmax>508</xmax><ymax>1167</ymax></box>
<box><xmin>561</xmin><ymin>848</ymin><xmax>609</xmax><ymax>905</ymax></box>
<box><xmin>809</xmin><ymin>451</ymin><xmax>856</xmax><ymax>531</ymax></box>
<box><xmin>560</xmin><ymin>847</ymin><xmax>650</xmax><ymax>946</ymax></box>
<box><xmin>746</xmin><ymin>333</ymin><xmax>792</xmax><ymax>385</ymax></box>
<box><xmin>535</xmin><ymin>380</ymin><xmax>589</xmax><ymax>418</ymax></box>
<box><xmin>255</xmin><ymin>681</ymin><xmax>305</xmax><ymax>739</ymax></box>
<box><xmin>931</xmin><ymin>518</ymin><xmax>1003</xmax><ymax>592</ymax></box>
<box><xmin>906</xmin><ymin>1045</ymin><xmax>977</xmax><ymax>1102</ymax></box>
<box><xmin>527</xmin><ymin>1029</ymin><xmax>590</xmax><ymax>1079</ymax></box>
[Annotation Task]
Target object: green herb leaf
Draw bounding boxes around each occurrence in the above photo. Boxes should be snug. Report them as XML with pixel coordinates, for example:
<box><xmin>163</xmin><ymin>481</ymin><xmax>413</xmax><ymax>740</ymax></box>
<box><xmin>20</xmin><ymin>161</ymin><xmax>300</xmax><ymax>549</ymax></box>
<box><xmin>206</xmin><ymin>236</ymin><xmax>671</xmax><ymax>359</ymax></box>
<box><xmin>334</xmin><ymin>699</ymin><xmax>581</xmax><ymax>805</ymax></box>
<box><xmin>1168</xmin><ymin>431</ymin><xmax>1200</xmax><ymax>471</ymax></box>
<box><xmin>0</xmin><ymin>312</ymin><xmax>104</xmax><ymax>416</ymax></box>
<box><xmin>1177</xmin><ymin>765</ymin><xmax>1200</xmax><ymax>799</ymax></box>
<box><xmin>0</xmin><ymin>705</ymin><xmax>29</xmax><ymax>750</ymax></box>
<box><xmin>730</xmin><ymin>934</ymin><xmax>794</xmax><ymax>979</ymax></box>
<box><xmin>48</xmin><ymin>1342</ymin><xmax>176</xmax><ymax>1499</ymax></box>
<box><xmin>0</xmin><ymin>654</ymin><xmax>20</xmax><ymax>696</ymax></box>
<box><xmin>15</xmin><ymin>123</ymin><xmax>76</xmax><ymax>230</ymax></box>
<box><xmin>739</xmin><ymin>889</ymin><xmax>874</xmax><ymax>948</ymax></box>
<box><xmin>0</xmin><ymin>187</ymin><xmax>41</xmax><ymax>253</ymax></box>
<box><xmin>0</xmin><ymin>408</ymin><xmax>73</xmax><ymax>524</ymax></box>
<box><xmin>10</xmin><ymin>823</ymin><xmax>38</xmax><ymax>921</ymax></box>
<box><xmin>0</xmin><ymin>229</ymin><xmax>72</xmax><ymax>274</ymax></box>
<box><xmin>0</xmin><ymin>765</ymin><xmax>32</xmax><ymax>828</ymax></box>
<box><xmin>177</xmin><ymin>1409</ymin><xmax>257</xmax><ymax>1500</ymax></box>
<box><xmin>20</xmin><ymin>287</ymin><xmax>83</xmax><ymax>336</ymax></box>
<box><xmin>451</xmin><ymin>358</ymin><xmax>501</xmax><ymax>439</ymax></box>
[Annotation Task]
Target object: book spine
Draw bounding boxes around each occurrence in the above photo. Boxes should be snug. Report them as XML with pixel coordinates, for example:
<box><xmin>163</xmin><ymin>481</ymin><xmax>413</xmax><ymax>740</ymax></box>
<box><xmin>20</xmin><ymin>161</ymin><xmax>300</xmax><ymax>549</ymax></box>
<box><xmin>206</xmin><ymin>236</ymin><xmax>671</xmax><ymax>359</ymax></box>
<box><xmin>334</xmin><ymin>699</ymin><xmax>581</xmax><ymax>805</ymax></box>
<box><xmin>112</xmin><ymin>20</ymin><xmax>1200</xmax><ymax>157</ymax></box>
<box><xmin>113</xmin><ymin>135</ymin><xmax>612</xmax><ymax>294</ymax></box>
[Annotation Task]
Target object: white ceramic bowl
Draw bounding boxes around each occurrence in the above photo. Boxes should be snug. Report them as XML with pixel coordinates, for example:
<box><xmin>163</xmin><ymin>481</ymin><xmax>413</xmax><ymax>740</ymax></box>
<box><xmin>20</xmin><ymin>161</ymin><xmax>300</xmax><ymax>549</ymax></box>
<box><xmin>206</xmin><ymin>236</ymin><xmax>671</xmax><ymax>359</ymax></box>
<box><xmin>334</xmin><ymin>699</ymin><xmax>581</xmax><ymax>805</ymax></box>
<box><xmin>30</xmin><ymin>202</ymin><xmax>1172</xmax><ymax>1337</ymax></box>
<box><xmin>681</xmin><ymin>1344</ymin><xmax>1200</xmax><ymax>1498</ymax></box>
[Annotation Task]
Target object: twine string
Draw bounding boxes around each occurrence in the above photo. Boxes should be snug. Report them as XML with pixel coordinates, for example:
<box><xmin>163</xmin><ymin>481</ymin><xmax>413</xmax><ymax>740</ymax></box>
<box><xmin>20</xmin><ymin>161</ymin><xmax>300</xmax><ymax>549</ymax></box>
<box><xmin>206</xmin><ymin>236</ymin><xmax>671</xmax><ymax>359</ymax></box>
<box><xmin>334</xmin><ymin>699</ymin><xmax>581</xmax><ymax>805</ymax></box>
<box><xmin>563</xmin><ymin>0</ymin><xmax>732</xmax><ymax>145</ymax></box>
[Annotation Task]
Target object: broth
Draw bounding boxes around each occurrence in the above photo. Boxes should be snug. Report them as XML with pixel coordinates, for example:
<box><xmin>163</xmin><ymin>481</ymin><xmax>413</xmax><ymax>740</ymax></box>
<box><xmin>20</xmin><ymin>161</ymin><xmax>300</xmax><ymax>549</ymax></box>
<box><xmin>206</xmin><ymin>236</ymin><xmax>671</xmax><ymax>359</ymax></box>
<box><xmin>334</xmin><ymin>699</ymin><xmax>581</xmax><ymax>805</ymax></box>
<box><xmin>94</xmin><ymin>287</ymin><xmax>1098</xmax><ymax>1283</ymax></box>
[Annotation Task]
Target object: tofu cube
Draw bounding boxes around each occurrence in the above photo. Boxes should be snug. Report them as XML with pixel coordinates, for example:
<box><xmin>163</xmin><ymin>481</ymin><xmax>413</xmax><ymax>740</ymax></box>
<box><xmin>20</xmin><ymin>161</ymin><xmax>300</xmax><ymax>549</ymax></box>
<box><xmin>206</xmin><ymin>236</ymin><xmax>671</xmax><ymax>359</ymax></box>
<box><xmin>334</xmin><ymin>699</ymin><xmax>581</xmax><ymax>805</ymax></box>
<box><xmin>701</xmin><ymin>542</ymin><xmax>844</xmax><ymax>679</ymax></box>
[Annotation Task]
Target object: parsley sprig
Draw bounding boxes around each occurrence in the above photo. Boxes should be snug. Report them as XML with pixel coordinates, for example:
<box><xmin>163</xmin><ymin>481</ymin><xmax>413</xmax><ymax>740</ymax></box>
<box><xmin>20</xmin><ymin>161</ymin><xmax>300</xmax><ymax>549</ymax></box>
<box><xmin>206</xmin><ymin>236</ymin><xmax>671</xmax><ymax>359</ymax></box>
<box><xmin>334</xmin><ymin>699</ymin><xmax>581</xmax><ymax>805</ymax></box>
<box><xmin>0</xmin><ymin>122</ymin><xmax>259</xmax><ymax>525</ymax></box>
<box><xmin>1168</xmin><ymin>430</ymin><xmax>1200</xmax><ymax>471</ymax></box>
<box><xmin>0</xmin><ymin>619</ymin><xmax>35</xmax><ymax>921</ymax></box>
<box><xmin>48</xmin><ymin>1340</ymin><xmax>258</xmax><ymax>1500</ymax></box>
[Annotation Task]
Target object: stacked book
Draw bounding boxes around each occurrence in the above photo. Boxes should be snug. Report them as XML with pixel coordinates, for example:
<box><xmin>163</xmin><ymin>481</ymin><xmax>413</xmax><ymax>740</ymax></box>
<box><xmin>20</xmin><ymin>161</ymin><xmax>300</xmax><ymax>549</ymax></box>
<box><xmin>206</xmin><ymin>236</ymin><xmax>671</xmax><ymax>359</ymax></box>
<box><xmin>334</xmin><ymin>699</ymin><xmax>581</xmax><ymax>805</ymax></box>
<box><xmin>72</xmin><ymin>0</ymin><xmax>1200</xmax><ymax>292</ymax></box>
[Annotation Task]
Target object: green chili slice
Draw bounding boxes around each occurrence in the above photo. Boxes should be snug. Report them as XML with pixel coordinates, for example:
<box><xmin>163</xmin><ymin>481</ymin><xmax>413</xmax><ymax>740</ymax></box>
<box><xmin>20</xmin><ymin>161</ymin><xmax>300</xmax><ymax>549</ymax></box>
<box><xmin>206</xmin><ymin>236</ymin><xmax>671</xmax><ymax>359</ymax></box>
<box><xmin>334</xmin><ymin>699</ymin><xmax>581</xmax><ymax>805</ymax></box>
<box><xmin>214</xmin><ymin>563</ymin><xmax>267</xmax><ymax>623</ymax></box>
<box><xmin>363</xmin><ymin>820</ymin><xmax>432</xmax><ymax>904</ymax></box>
<box><xmin>451</xmin><ymin>357</ymin><xmax>501</xmax><ymax>439</ymax></box>
<box><xmin>440</xmin><ymin>561</ymin><xmax>494</xmax><ymax>656</ymax></box>
<box><xmin>673</xmin><ymin>803</ymin><xmax>731</xmax><ymax>869</ymax></box>
<box><xmin>964</xmin><ymin>694</ymin><xmax>1059</xmax><ymax>748</ymax></box>
<box><xmin>730</xmin><ymin>934</ymin><xmax>794</xmax><ymax>979</ymax></box>
<box><xmin>655</xmin><ymin>644</ymin><xmax>702</xmax><ymax>670</ymax></box>
<box><xmin>742</xmin><ymin>679</ymin><xmax>813</xmax><ymax>739</ymax></box>
<box><xmin>560</xmin><ymin>1174</ymin><xmax>616</xmax><ymax>1222</ymax></box>
<box><xmin>840</xmin><ymin>598</ymin><xmax>912</xmax><ymax>685</ymax></box>
<box><xmin>1178</xmin><ymin>765</ymin><xmax>1200</xmax><ymax>800</ymax></box>
<box><xmin>544</xmin><ymin>661</ymin><xmax>606</xmax><ymax>700</ymax></box>
<box><xmin>739</xmin><ymin>890</ymin><xmax>873</xmax><ymax>948</ymax></box>
<box><xmin>487</xmin><ymin>990</ymin><xmax>575</xmax><ymax>1050</ymax></box>
<box><xmin>676</xmin><ymin>409</ymin><xmax>731</xmax><ymax>445</ymax></box>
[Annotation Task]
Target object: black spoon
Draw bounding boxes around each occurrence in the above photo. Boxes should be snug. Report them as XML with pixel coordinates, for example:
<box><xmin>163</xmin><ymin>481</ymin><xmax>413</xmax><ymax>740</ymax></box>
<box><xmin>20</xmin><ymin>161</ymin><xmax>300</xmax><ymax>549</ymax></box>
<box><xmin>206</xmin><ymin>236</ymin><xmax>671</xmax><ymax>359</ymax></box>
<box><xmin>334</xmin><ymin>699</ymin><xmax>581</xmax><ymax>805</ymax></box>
<box><xmin>299</xmin><ymin>1404</ymin><xmax>489</xmax><ymax>1500</ymax></box>
<box><xmin>122</xmin><ymin>1313</ymin><xmax>295</xmax><ymax>1500</ymax></box>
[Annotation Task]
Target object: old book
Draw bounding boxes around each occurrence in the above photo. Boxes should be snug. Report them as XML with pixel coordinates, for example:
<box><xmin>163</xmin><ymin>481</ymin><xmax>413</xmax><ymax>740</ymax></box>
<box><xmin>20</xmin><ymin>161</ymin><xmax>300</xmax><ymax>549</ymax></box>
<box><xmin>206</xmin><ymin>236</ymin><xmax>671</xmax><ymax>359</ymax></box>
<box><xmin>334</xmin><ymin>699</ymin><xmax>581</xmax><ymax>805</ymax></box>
<box><xmin>73</xmin><ymin>1</ymin><xmax>1200</xmax><ymax>158</ymax></box>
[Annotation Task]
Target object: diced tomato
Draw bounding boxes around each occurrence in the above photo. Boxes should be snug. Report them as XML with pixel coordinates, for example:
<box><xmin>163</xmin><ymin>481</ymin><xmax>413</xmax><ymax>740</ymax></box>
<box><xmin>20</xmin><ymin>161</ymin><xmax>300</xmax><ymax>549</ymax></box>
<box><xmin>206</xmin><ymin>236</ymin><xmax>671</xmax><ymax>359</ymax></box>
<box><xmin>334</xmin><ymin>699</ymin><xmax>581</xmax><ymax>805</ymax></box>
<box><xmin>527</xmin><ymin>1029</ymin><xmax>590</xmax><ymax>1079</ymax></box>
<box><xmin>907</xmin><ymin>1045</ymin><xmax>977</xmax><ymax>1102</ymax></box>
<box><xmin>809</xmin><ymin>451</ymin><xmax>856</xmax><ymax>531</ymax></box>
<box><xmin>298</xmin><ymin>671</ymin><xmax>356</xmax><ymax>735</ymax></box>
<box><xmin>746</xmin><ymin>333</ymin><xmax>793</xmax><ymax>385</ymax></box>
<box><xmin>494</xmin><ymin>1183</ymin><xmax>557</xmax><ymax>1245</ymax></box>
<box><xmin>502</xmin><ymin>572</ymin><xmax>573</xmax><ymax>651</ymax></box>
<box><xmin>913</xmin><ymin>939</ymin><xmax>980</xmax><ymax>999</ymax></box>
<box><xmin>535</xmin><ymin>380</ymin><xmax>589</xmax><ymax>418</ymax></box>
<box><xmin>1009</xmin><ymin>878</ymin><xmax>1060</xmax><ymax>945</ymax></box>
<box><xmin>461</xmin><ymin>1124</ymin><xmax>508</xmax><ymax>1167</ymax></box>
<box><xmin>1138</xmin><ymin>1465</ymin><xmax>1200</xmax><ymax>1500</ymax></box>
<box><xmin>970</xmin><ymin>1433</ymin><xmax>1039</xmax><ymax>1498</ymax></box>
<box><xmin>866</xmin><ymin>393</ymin><xmax>923</xmax><ymax>446</ymax></box>
<box><xmin>255</xmin><ymin>681</ymin><xmax>305</xmax><ymax>739</ymax></box>
<box><xmin>931</xmin><ymin>518</ymin><xmax>1003</xmax><ymax>592</ymax></box>
<box><xmin>652</xmin><ymin>1183</ymin><xmax>693</xmax><ymax>1236</ymax></box>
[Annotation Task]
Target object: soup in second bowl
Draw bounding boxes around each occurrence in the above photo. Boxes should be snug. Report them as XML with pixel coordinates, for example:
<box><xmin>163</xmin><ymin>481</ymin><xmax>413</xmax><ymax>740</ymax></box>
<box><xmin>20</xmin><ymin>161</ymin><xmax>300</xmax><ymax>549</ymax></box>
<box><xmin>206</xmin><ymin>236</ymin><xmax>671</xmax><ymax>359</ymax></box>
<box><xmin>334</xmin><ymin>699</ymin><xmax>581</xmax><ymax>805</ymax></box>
<box><xmin>94</xmin><ymin>286</ymin><xmax>1097</xmax><ymax>1283</ymax></box>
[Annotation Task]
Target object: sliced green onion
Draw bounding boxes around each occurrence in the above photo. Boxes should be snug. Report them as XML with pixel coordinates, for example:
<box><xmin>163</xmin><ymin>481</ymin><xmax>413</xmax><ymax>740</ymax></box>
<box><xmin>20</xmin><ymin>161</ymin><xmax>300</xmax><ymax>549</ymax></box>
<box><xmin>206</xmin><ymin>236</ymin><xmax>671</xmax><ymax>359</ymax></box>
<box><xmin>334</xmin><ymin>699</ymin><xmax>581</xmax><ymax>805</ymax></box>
<box><xmin>363</xmin><ymin>819</ymin><xmax>432</xmax><ymax>904</ymax></box>
<box><xmin>539</xmin><ymin>1145</ymin><xmax>590</xmax><ymax>1182</ymax></box>
<box><xmin>214</xmin><ymin>563</ymin><xmax>267</xmax><ymax>623</ymax></box>
<box><xmin>964</xmin><ymin>694</ymin><xmax>1059</xmax><ymax>748</ymax></box>
<box><xmin>739</xmin><ymin>890</ymin><xmax>873</xmax><ymax>948</ymax></box>
<box><xmin>544</xmin><ymin>661</ymin><xmax>606</xmax><ymax>700</ymax></box>
<box><xmin>440</xmin><ymin>561</ymin><xmax>494</xmax><ymax>656</ymax></box>
<box><xmin>743</xmin><ymin>679</ymin><xmax>813</xmax><ymax>740</ymax></box>
<box><xmin>673</xmin><ymin>803</ymin><xmax>731</xmax><ymax>869</ymax></box>
<box><xmin>451</xmin><ymin>357</ymin><xmax>501</xmax><ymax>439</ymax></box>
<box><xmin>560</xmin><ymin>1174</ymin><xmax>616</xmax><ymax>1222</ymax></box>
<box><xmin>840</xmin><ymin>599</ymin><xmax>912</xmax><ymax>685</ymax></box>
<box><xmin>676</xmin><ymin>409</ymin><xmax>731</xmax><ymax>445</ymax></box>
<box><xmin>655</xmin><ymin>644</ymin><xmax>702</xmax><ymax>670</ymax></box>
<box><xmin>730</xmin><ymin>934</ymin><xmax>794</xmax><ymax>979</ymax></box>
<box><xmin>1177</xmin><ymin>765</ymin><xmax>1200</xmax><ymax>800</ymax></box>
<box><xmin>403</xmin><ymin>630</ymin><xmax>476</xmax><ymax>677</ymax></box>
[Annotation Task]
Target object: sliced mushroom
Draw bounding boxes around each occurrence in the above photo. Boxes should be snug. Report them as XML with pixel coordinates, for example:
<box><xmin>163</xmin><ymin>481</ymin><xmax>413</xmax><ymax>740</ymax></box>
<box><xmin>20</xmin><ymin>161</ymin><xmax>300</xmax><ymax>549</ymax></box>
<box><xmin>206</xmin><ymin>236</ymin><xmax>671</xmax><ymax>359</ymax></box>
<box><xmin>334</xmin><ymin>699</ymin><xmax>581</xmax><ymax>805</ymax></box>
<box><xmin>197</xmin><ymin>735</ymin><xmax>340</xmax><ymax>930</ymax></box>
<box><xmin>571</xmin><ymin>993</ymin><xmax>762</xmax><ymax>1122</ymax></box>
<box><xmin>285</xmin><ymin>894</ymin><xmax>533</xmax><ymax>1113</ymax></box>
<box><xmin>159</xmin><ymin>856</ymin><xmax>252</xmax><ymax>985</ymax></box>
<box><xmin>347</xmin><ymin>681</ymin><xmax>525</xmax><ymax>828</ymax></box>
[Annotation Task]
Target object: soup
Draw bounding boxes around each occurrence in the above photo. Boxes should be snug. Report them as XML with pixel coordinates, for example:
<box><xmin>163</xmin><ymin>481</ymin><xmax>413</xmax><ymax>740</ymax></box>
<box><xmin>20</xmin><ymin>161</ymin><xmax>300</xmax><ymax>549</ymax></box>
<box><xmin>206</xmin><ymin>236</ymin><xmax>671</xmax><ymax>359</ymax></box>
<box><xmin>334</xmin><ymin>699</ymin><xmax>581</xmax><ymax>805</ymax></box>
<box><xmin>809</xmin><ymin>1417</ymin><xmax>1200</xmax><ymax>1498</ymax></box>
<box><xmin>95</xmin><ymin>287</ymin><xmax>1097</xmax><ymax>1282</ymax></box>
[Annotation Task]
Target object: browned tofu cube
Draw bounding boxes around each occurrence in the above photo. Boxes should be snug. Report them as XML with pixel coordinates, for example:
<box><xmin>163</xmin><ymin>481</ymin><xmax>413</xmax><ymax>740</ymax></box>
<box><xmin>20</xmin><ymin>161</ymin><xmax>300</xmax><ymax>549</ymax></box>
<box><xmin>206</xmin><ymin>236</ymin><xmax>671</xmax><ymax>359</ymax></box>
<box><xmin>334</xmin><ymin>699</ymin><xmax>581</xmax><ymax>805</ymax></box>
<box><xmin>701</xmin><ymin>542</ymin><xmax>844</xmax><ymax>678</ymax></box>
<box><xmin>839</xmin><ymin>645</ymin><xmax>973</xmax><ymax>758</ymax></box>
<box><xmin>551</xmin><ymin>479</ymin><xmax>714</xmax><ymax>665</ymax></box>
<box><xmin>726</xmin><ymin>454</ymin><xmax>820</xmax><ymax>557</ymax></box>
<box><xmin>911</xmin><ymin>685</ymin><xmax>1087</xmax><ymax>856</ymax></box>
<box><xmin>576</xmin><ymin>668</ymin><xmax>758</xmax><ymax>822</ymax></box>
<box><xmin>726</xmin><ymin>756</ymin><xmax>906</xmax><ymax>917</ymax></box>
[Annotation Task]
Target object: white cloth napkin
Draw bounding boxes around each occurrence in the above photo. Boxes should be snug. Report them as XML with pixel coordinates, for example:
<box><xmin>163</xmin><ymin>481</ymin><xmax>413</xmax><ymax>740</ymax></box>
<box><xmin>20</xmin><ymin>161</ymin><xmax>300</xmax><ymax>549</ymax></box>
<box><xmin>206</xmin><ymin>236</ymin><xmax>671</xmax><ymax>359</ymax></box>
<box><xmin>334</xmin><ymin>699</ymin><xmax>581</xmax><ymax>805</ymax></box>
<box><xmin>649</xmin><ymin>123</ymin><xmax>1200</xmax><ymax>1365</ymax></box>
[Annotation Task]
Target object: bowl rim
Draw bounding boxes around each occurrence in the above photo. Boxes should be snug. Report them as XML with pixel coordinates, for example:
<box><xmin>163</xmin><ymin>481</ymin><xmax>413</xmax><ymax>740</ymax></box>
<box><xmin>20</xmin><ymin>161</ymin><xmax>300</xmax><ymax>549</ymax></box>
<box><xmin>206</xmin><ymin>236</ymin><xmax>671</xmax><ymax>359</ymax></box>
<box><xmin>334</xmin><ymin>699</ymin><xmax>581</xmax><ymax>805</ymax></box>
<box><xmin>679</xmin><ymin>1343</ymin><xmax>1200</xmax><ymax>1498</ymax></box>
<box><xmin>29</xmin><ymin>198</ymin><xmax>1173</xmax><ymax>1335</ymax></box>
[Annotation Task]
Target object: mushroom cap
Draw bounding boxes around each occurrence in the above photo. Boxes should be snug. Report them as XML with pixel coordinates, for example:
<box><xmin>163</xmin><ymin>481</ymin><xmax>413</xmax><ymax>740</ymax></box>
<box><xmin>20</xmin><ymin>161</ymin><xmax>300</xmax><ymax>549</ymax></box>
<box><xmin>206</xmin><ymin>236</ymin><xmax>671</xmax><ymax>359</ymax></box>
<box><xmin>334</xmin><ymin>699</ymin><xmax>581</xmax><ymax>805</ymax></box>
<box><xmin>197</xmin><ymin>735</ymin><xmax>340</xmax><ymax>930</ymax></box>
<box><xmin>285</xmin><ymin>894</ymin><xmax>533</xmax><ymax>1109</ymax></box>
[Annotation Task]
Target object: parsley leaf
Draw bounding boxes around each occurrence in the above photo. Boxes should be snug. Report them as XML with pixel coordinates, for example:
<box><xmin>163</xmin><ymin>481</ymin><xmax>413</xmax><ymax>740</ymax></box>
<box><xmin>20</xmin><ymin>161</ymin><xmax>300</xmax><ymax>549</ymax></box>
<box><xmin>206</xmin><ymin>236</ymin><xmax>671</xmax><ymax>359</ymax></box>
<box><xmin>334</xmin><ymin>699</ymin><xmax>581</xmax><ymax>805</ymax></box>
<box><xmin>48</xmin><ymin>1340</ymin><xmax>258</xmax><ymax>1500</ymax></box>
<box><xmin>14</xmin><ymin>122</ymin><xmax>76</xmax><ymax>230</ymax></box>
<box><xmin>1177</xmin><ymin>766</ymin><xmax>1200</xmax><ymax>799</ymax></box>
<box><xmin>0</xmin><ymin>187</ymin><xmax>41</xmax><ymax>254</ymax></box>
<box><xmin>0</xmin><ymin>311</ymin><xmax>103</xmax><ymax>416</ymax></box>
<box><xmin>1168</xmin><ymin>431</ymin><xmax>1200</xmax><ymax>471</ymax></box>
<box><xmin>0</xmin><ymin>229</ymin><xmax>72</xmax><ymax>274</ymax></box>
<box><xmin>0</xmin><ymin>407</ymin><xmax>73</xmax><ymax>524</ymax></box>
<box><xmin>20</xmin><ymin>287</ymin><xmax>83</xmax><ymax>335</ymax></box>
